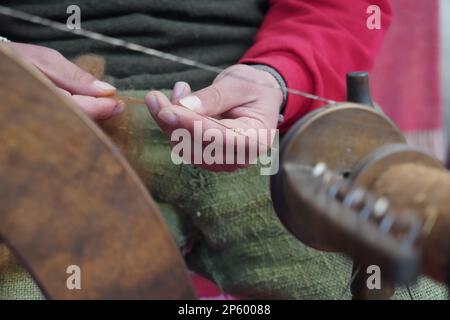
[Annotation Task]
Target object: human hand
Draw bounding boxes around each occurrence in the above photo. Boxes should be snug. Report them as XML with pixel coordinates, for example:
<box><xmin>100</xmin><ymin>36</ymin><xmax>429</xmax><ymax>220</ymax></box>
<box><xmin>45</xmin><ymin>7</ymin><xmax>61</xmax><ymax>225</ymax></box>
<box><xmin>8</xmin><ymin>42</ymin><xmax>123</xmax><ymax>120</ymax></box>
<box><xmin>145</xmin><ymin>64</ymin><xmax>283</xmax><ymax>171</ymax></box>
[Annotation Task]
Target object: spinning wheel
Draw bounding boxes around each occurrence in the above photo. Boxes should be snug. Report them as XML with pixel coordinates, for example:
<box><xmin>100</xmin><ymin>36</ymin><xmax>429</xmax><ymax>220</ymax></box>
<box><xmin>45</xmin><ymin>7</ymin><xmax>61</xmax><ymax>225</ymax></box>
<box><xmin>272</xmin><ymin>73</ymin><xmax>450</xmax><ymax>299</ymax></box>
<box><xmin>0</xmin><ymin>45</ymin><xmax>195</xmax><ymax>299</ymax></box>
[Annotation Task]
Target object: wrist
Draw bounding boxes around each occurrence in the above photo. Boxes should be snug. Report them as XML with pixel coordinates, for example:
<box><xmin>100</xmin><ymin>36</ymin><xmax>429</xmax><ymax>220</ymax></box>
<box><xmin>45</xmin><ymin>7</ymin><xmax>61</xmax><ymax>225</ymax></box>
<box><xmin>248</xmin><ymin>64</ymin><xmax>287</xmax><ymax>112</ymax></box>
<box><xmin>247</xmin><ymin>64</ymin><xmax>286</xmax><ymax>124</ymax></box>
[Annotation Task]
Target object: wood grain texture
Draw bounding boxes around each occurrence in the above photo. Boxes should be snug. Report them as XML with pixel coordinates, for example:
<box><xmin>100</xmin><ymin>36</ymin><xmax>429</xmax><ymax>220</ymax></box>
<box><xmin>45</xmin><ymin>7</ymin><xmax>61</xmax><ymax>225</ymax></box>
<box><xmin>350</xmin><ymin>144</ymin><xmax>450</xmax><ymax>283</ymax></box>
<box><xmin>0</xmin><ymin>45</ymin><xmax>195</xmax><ymax>299</ymax></box>
<box><xmin>274</xmin><ymin>104</ymin><xmax>406</xmax><ymax>249</ymax></box>
<box><xmin>375</xmin><ymin>163</ymin><xmax>450</xmax><ymax>283</ymax></box>
<box><xmin>273</xmin><ymin>105</ymin><xmax>450</xmax><ymax>298</ymax></box>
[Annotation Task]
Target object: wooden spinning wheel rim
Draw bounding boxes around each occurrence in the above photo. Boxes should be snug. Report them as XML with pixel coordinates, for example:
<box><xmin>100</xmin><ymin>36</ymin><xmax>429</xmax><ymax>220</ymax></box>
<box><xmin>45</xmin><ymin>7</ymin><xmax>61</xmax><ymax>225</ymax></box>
<box><xmin>0</xmin><ymin>45</ymin><xmax>195</xmax><ymax>299</ymax></box>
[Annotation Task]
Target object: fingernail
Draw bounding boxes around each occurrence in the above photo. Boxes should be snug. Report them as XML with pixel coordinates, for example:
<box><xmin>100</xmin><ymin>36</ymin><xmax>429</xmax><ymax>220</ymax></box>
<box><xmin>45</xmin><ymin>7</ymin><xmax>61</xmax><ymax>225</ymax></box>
<box><xmin>112</xmin><ymin>101</ymin><xmax>125</xmax><ymax>116</ymax></box>
<box><xmin>158</xmin><ymin>110</ymin><xmax>178</xmax><ymax>126</ymax></box>
<box><xmin>94</xmin><ymin>80</ymin><xmax>116</xmax><ymax>92</ymax></box>
<box><xmin>172</xmin><ymin>82</ymin><xmax>186</xmax><ymax>101</ymax></box>
<box><xmin>179</xmin><ymin>95</ymin><xmax>203</xmax><ymax>113</ymax></box>
<box><xmin>146</xmin><ymin>95</ymin><xmax>161</xmax><ymax>114</ymax></box>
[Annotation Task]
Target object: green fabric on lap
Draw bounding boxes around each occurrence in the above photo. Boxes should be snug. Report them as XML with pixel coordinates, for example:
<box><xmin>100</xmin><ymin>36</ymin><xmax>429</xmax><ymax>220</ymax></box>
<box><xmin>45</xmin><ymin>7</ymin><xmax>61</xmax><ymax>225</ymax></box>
<box><xmin>0</xmin><ymin>90</ymin><xmax>447</xmax><ymax>299</ymax></box>
<box><xmin>0</xmin><ymin>254</ymin><xmax>44</xmax><ymax>300</ymax></box>
<box><xmin>119</xmin><ymin>91</ymin><xmax>448</xmax><ymax>299</ymax></box>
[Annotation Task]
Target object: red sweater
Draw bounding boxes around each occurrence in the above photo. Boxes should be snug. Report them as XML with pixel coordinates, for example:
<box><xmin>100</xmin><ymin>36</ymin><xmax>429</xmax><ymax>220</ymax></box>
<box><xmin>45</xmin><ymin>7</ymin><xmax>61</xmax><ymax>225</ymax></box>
<box><xmin>240</xmin><ymin>0</ymin><xmax>392</xmax><ymax>132</ymax></box>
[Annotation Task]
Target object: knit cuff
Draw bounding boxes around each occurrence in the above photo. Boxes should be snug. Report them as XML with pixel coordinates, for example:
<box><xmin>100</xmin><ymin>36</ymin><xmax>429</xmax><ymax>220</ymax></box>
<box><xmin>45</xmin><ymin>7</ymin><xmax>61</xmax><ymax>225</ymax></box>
<box><xmin>247</xmin><ymin>64</ymin><xmax>288</xmax><ymax>114</ymax></box>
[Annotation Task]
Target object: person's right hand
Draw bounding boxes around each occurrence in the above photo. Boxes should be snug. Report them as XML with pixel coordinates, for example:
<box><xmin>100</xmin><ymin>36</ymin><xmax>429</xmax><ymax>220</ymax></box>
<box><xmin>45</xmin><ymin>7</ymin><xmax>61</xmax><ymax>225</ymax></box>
<box><xmin>8</xmin><ymin>42</ymin><xmax>123</xmax><ymax>120</ymax></box>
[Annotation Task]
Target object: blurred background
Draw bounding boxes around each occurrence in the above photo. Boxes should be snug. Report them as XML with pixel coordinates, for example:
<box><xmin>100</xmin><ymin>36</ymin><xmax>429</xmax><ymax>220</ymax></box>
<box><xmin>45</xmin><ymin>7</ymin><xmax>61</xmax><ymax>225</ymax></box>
<box><xmin>369</xmin><ymin>0</ymin><xmax>449</xmax><ymax>165</ymax></box>
<box><xmin>441</xmin><ymin>0</ymin><xmax>450</xmax><ymax>158</ymax></box>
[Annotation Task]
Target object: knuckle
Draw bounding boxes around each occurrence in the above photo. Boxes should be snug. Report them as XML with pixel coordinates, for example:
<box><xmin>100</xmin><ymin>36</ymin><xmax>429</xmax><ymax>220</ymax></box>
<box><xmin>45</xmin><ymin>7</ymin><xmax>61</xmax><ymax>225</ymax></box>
<box><xmin>210</xmin><ymin>86</ymin><xmax>222</xmax><ymax>106</ymax></box>
<box><xmin>72</xmin><ymin>67</ymin><xmax>94</xmax><ymax>84</ymax></box>
<box><xmin>49</xmin><ymin>48</ymin><xmax>62</xmax><ymax>58</ymax></box>
<box><xmin>208</xmin><ymin>86</ymin><xmax>223</xmax><ymax>108</ymax></box>
<box><xmin>35</xmin><ymin>48</ymin><xmax>60</xmax><ymax>67</ymax></box>
<box><xmin>92</xmin><ymin>105</ymin><xmax>113</xmax><ymax>120</ymax></box>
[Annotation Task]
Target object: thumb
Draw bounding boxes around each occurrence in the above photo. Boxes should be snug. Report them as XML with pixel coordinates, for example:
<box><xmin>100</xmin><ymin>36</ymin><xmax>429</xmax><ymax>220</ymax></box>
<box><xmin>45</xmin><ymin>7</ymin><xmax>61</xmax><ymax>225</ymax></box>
<box><xmin>34</xmin><ymin>48</ymin><xmax>115</xmax><ymax>97</ymax></box>
<box><xmin>178</xmin><ymin>78</ymin><xmax>255</xmax><ymax>117</ymax></box>
<box><xmin>48</xmin><ymin>59</ymin><xmax>116</xmax><ymax>97</ymax></box>
<box><xmin>10</xmin><ymin>43</ymin><xmax>116</xmax><ymax>97</ymax></box>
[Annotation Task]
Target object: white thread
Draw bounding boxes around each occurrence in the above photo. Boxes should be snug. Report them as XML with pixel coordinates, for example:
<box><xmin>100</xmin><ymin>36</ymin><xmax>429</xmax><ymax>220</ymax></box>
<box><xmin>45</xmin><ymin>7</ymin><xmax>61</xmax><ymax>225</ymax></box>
<box><xmin>0</xmin><ymin>5</ymin><xmax>338</xmax><ymax>105</ymax></box>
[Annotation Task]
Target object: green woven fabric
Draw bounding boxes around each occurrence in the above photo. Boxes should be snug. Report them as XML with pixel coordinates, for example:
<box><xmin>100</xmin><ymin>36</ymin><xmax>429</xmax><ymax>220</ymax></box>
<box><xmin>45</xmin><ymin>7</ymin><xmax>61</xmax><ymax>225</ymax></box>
<box><xmin>0</xmin><ymin>91</ymin><xmax>447</xmax><ymax>300</ymax></box>
<box><xmin>0</xmin><ymin>253</ymin><xmax>44</xmax><ymax>300</ymax></box>
<box><xmin>114</xmin><ymin>91</ymin><xmax>449</xmax><ymax>299</ymax></box>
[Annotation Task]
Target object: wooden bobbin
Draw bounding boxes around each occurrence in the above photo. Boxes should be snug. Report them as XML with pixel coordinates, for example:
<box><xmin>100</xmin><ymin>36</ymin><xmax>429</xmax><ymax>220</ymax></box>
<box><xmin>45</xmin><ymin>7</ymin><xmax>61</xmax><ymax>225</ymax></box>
<box><xmin>271</xmin><ymin>104</ymin><xmax>420</xmax><ymax>300</ymax></box>
<box><xmin>350</xmin><ymin>144</ymin><xmax>450</xmax><ymax>283</ymax></box>
<box><xmin>272</xmin><ymin>103</ymin><xmax>406</xmax><ymax>250</ymax></box>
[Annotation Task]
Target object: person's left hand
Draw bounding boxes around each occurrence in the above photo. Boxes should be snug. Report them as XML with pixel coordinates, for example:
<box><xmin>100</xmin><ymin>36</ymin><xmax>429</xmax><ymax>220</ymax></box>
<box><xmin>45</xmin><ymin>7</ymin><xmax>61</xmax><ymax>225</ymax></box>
<box><xmin>145</xmin><ymin>64</ymin><xmax>283</xmax><ymax>172</ymax></box>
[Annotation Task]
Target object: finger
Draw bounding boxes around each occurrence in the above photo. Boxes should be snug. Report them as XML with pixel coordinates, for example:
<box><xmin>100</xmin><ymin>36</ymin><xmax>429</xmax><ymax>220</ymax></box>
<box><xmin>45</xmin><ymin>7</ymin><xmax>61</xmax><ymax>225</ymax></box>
<box><xmin>157</xmin><ymin>105</ymin><xmax>267</xmax><ymax>158</ymax></box>
<box><xmin>145</xmin><ymin>90</ymin><xmax>174</xmax><ymax>135</ymax></box>
<box><xmin>71</xmin><ymin>95</ymin><xmax>125</xmax><ymax>120</ymax></box>
<box><xmin>49</xmin><ymin>62</ymin><xmax>116</xmax><ymax>97</ymax></box>
<box><xmin>171</xmin><ymin>81</ymin><xmax>191</xmax><ymax>104</ymax></box>
<box><xmin>9</xmin><ymin>42</ymin><xmax>116</xmax><ymax>97</ymax></box>
<box><xmin>58</xmin><ymin>88</ymin><xmax>72</xmax><ymax>97</ymax></box>
<box><xmin>35</xmin><ymin>50</ymin><xmax>116</xmax><ymax>97</ymax></box>
<box><xmin>178</xmin><ymin>76</ymin><xmax>257</xmax><ymax>117</ymax></box>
